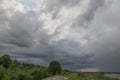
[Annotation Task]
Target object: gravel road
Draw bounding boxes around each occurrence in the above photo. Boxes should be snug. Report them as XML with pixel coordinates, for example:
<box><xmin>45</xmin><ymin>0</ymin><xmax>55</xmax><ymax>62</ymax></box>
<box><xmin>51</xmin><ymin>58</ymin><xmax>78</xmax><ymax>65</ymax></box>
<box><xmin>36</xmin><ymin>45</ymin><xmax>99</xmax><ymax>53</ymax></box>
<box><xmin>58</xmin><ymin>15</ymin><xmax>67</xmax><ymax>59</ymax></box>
<box><xmin>42</xmin><ymin>76</ymin><xmax>69</xmax><ymax>80</ymax></box>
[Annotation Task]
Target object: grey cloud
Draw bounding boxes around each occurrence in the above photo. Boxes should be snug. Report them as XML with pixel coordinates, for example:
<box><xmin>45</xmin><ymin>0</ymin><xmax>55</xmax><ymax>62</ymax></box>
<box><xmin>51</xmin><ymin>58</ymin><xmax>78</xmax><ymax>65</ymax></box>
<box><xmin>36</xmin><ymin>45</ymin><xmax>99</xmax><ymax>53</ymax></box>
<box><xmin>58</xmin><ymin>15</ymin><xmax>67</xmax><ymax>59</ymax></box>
<box><xmin>83</xmin><ymin>0</ymin><xmax>120</xmax><ymax>71</ymax></box>
<box><xmin>51</xmin><ymin>39</ymin><xmax>94</xmax><ymax>70</ymax></box>
<box><xmin>90</xmin><ymin>35</ymin><xmax>120</xmax><ymax>72</ymax></box>
<box><xmin>37</xmin><ymin>30</ymin><xmax>53</xmax><ymax>46</ymax></box>
<box><xmin>0</xmin><ymin>43</ymin><xmax>16</xmax><ymax>50</ymax></box>
<box><xmin>73</xmin><ymin>0</ymin><xmax>105</xmax><ymax>28</ymax></box>
<box><xmin>0</xmin><ymin>14</ymin><xmax>33</xmax><ymax>47</ymax></box>
<box><xmin>9</xmin><ymin>51</ymin><xmax>94</xmax><ymax>70</ymax></box>
<box><xmin>7</xmin><ymin>39</ymin><xmax>94</xmax><ymax>70</ymax></box>
<box><xmin>0</xmin><ymin>0</ymin><xmax>93</xmax><ymax>71</ymax></box>
<box><xmin>93</xmin><ymin>31</ymin><xmax>120</xmax><ymax>72</ymax></box>
<box><xmin>58</xmin><ymin>54</ymin><xmax>94</xmax><ymax>70</ymax></box>
<box><xmin>45</xmin><ymin>0</ymin><xmax>81</xmax><ymax>19</ymax></box>
<box><xmin>0</xmin><ymin>0</ymin><xmax>120</xmax><ymax>71</ymax></box>
<box><xmin>0</xmin><ymin>11</ymin><xmax>44</xmax><ymax>48</ymax></box>
<box><xmin>0</xmin><ymin>0</ymin><xmax>49</xmax><ymax>48</ymax></box>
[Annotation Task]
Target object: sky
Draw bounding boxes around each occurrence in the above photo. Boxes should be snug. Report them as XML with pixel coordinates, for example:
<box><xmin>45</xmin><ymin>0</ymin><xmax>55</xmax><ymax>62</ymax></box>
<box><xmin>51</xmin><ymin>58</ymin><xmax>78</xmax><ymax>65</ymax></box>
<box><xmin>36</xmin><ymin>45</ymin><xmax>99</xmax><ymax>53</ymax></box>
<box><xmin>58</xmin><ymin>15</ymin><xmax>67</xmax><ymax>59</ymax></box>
<box><xmin>0</xmin><ymin>0</ymin><xmax>120</xmax><ymax>72</ymax></box>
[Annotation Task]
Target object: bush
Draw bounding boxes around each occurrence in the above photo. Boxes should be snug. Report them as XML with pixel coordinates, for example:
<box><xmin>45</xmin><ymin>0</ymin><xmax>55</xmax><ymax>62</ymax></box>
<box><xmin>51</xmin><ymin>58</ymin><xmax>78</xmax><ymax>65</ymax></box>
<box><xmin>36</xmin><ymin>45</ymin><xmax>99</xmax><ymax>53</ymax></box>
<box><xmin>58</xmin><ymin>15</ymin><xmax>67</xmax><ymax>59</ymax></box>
<box><xmin>77</xmin><ymin>72</ymin><xmax>85</xmax><ymax>77</ymax></box>
<box><xmin>0</xmin><ymin>65</ymin><xmax>5</xmax><ymax>80</ymax></box>
<box><xmin>48</xmin><ymin>61</ymin><xmax>62</xmax><ymax>75</ymax></box>
<box><xmin>31</xmin><ymin>68</ymin><xmax>49</xmax><ymax>80</ymax></box>
<box><xmin>17</xmin><ymin>73</ymin><xmax>33</xmax><ymax>80</ymax></box>
<box><xmin>14</xmin><ymin>69</ymin><xmax>33</xmax><ymax>80</ymax></box>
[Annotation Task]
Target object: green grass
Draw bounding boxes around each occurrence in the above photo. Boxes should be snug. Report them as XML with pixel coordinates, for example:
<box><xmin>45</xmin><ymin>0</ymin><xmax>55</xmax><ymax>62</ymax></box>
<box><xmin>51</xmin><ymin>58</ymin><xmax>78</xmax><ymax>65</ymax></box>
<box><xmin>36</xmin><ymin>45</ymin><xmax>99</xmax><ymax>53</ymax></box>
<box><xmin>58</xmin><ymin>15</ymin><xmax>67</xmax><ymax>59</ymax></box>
<box><xmin>62</xmin><ymin>72</ymin><xmax>120</xmax><ymax>80</ymax></box>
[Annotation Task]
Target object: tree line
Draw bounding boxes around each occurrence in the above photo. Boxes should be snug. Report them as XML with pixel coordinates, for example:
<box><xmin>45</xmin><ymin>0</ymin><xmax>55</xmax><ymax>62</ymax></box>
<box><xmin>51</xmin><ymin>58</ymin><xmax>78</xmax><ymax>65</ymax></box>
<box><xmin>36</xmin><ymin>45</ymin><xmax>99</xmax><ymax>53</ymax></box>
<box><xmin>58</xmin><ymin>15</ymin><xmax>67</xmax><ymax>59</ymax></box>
<box><xmin>0</xmin><ymin>55</ymin><xmax>62</xmax><ymax>80</ymax></box>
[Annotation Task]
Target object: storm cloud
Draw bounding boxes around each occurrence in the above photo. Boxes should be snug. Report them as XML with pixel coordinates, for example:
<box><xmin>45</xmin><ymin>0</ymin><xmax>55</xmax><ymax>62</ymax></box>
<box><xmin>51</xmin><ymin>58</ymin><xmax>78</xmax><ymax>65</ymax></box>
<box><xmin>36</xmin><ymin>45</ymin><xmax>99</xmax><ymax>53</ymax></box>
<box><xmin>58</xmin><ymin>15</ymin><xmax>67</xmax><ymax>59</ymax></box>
<box><xmin>0</xmin><ymin>0</ymin><xmax>120</xmax><ymax>71</ymax></box>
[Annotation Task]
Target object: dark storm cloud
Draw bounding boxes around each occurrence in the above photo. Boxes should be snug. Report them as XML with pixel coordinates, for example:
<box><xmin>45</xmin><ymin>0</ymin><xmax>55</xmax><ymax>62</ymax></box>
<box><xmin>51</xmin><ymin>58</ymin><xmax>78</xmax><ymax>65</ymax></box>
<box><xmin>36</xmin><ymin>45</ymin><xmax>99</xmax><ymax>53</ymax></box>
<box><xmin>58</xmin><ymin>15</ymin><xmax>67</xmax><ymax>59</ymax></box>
<box><xmin>58</xmin><ymin>54</ymin><xmax>94</xmax><ymax>70</ymax></box>
<box><xmin>47</xmin><ymin>39</ymin><xmax>94</xmax><ymax>70</ymax></box>
<box><xmin>84</xmin><ymin>0</ymin><xmax>120</xmax><ymax>71</ymax></box>
<box><xmin>90</xmin><ymin>28</ymin><xmax>120</xmax><ymax>72</ymax></box>
<box><xmin>9</xmin><ymin>49</ymin><xmax>94</xmax><ymax>70</ymax></box>
<box><xmin>6</xmin><ymin>39</ymin><xmax>94</xmax><ymax>70</ymax></box>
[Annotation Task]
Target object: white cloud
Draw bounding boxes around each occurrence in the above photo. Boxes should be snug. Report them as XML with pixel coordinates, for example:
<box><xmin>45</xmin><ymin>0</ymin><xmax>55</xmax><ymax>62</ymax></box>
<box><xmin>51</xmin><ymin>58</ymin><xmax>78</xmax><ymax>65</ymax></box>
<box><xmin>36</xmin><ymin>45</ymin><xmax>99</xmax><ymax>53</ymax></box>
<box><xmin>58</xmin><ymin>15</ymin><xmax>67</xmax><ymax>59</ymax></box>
<box><xmin>0</xmin><ymin>0</ymin><xmax>24</xmax><ymax>16</ymax></box>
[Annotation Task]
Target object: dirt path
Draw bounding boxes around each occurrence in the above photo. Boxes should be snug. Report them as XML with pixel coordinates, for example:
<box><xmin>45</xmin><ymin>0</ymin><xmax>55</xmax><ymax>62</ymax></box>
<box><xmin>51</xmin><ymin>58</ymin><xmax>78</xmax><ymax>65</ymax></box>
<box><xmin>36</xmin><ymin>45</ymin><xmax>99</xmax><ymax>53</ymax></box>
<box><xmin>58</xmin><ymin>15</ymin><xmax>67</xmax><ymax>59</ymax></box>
<box><xmin>42</xmin><ymin>75</ymin><xmax>69</xmax><ymax>80</ymax></box>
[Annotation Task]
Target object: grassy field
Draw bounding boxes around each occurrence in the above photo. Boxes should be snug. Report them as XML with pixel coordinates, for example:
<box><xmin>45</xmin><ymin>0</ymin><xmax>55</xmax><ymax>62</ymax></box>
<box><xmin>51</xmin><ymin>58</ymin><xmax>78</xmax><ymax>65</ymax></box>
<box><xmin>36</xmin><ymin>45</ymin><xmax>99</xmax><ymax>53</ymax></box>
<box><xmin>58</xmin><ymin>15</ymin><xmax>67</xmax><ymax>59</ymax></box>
<box><xmin>62</xmin><ymin>72</ymin><xmax>120</xmax><ymax>80</ymax></box>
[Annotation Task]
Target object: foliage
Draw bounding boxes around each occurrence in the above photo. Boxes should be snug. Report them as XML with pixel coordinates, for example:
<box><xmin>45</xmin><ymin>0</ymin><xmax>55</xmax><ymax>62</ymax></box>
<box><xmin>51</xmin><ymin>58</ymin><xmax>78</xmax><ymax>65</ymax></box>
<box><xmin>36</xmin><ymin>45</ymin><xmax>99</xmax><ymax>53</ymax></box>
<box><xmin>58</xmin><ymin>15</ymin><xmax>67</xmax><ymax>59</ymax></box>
<box><xmin>0</xmin><ymin>55</ymin><xmax>50</xmax><ymax>80</ymax></box>
<box><xmin>0</xmin><ymin>55</ymin><xmax>11</xmax><ymax>68</ymax></box>
<box><xmin>65</xmin><ymin>72</ymin><xmax>120</xmax><ymax>80</ymax></box>
<box><xmin>0</xmin><ymin>65</ymin><xmax>5</xmax><ymax>79</ymax></box>
<box><xmin>77</xmin><ymin>72</ymin><xmax>85</xmax><ymax>77</ymax></box>
<box><xmin>48</xmin><ymin>61</ymin><xmax>62</xmax><ymax>75</ymax></box>
<box><xmin>31</xmin><ymin>68</ymin><xmax>49</xmax><ymax>80</ymax></box>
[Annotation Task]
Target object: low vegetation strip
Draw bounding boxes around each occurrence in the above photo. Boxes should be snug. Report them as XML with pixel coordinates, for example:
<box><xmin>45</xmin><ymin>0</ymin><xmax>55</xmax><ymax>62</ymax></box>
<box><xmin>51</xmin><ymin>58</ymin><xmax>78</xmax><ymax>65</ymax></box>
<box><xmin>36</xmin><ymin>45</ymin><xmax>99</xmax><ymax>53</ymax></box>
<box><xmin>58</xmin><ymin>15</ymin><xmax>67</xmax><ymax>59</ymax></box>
<box><xmin>105</xmin><ymin>74</ymin><xmax>120</xmax><ymax>79</ymax></box>
<box><xmin>64</xmin><ymin>72</ymin><xmax>120</xmax><ymax>80</ymax></box>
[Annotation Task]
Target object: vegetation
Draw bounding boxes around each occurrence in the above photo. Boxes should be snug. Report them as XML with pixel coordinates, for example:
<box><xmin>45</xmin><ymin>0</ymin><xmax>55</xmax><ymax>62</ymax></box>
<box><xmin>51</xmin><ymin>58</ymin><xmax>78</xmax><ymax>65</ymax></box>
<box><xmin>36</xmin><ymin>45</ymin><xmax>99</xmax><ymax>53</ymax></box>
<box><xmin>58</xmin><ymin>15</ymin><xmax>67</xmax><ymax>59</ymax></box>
<box><xmin>0</xmin><ymin>55</ymin><xmax>49</xmax><ymax>80</ymax></box>
<box><xmin>61</xmin><ymin>71</ymin><xmax>120</xmax><ymax>80</ymax></box>
<box><xmin>48</xmin><ymin>61</ymin><xmax>62</xmax><ymax>75</ymax></box>
<box><xmin>0</xmin><ymin>55</ymin><xmax>119</xmax><ymax>80</ymax></box>
<box><xmin>0</xmin><ymin>55</ymin><xmax>11</xmax><ymax>69</ymax></box>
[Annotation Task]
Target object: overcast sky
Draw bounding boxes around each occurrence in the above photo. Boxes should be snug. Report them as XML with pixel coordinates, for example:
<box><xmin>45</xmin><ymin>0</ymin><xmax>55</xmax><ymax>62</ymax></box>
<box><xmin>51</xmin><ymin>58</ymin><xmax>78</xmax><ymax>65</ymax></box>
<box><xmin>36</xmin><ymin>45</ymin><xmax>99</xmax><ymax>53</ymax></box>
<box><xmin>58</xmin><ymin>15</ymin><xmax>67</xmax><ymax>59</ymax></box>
<box><xmin>0</xmin><ymin>0</ymin><xmax>120</xmax><ymax>72</ymax></box>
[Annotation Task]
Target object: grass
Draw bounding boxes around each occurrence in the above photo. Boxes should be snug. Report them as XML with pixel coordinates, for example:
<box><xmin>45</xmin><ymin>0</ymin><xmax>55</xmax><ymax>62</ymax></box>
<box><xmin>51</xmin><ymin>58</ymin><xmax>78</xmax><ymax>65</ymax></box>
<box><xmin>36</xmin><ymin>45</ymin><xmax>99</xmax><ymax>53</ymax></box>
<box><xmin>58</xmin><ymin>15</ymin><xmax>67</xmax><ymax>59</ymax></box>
<box><xmin>61</xmin><ymin>71</ymin><xmax>120</xmax><ymax>80</ymax></box>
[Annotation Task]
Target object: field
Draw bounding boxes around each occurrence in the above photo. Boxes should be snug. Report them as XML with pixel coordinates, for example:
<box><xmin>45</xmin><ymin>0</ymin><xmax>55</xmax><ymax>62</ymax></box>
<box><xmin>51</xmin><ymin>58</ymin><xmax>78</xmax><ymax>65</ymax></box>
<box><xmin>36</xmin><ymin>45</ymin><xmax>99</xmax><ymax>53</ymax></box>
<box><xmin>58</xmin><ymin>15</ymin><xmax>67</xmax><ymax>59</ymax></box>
<box><xmin>62</xmin><ymin>72</ymin><xmax>120</xmax><ymax>80</ymax></box>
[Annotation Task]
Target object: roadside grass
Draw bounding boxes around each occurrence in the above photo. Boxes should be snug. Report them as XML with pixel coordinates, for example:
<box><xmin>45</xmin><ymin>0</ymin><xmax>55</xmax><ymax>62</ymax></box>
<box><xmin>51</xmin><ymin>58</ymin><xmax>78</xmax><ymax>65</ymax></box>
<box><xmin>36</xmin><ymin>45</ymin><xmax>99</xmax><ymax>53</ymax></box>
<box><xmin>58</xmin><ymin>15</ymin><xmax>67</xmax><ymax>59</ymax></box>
<box><xmin>61</xmin><ymin>71</ymin><xmax>120</xmax><ymax>80</ymax></box>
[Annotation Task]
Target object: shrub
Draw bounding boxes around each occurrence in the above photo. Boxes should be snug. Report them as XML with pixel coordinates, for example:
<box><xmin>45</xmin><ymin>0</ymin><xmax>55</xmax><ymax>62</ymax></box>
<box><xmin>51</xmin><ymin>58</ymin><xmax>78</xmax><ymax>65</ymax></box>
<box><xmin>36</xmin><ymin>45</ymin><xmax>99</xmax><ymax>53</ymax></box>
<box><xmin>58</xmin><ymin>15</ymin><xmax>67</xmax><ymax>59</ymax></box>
<box><xmin>31</xmin><ymin>68</ymin><xmax>49</xmax><ymax>80</ymax></box>
<box><xmin>0</xmin><ymin>65</ymin><xmax>5</xmax><ymax>80</ymax></box>
<box><xmin>77</xmin><ymin>72</ymin><xmax>85</xmax><ymax>77</ymax></box>
<box><xmin>48</xmin><ymin>61</ymin><xmax>62</xmax><ymax>75</ymax></box>
<box><xmin>15</xmin><ymin>70</ymin><xmax>33</xmax><ymax>80</ymax></box>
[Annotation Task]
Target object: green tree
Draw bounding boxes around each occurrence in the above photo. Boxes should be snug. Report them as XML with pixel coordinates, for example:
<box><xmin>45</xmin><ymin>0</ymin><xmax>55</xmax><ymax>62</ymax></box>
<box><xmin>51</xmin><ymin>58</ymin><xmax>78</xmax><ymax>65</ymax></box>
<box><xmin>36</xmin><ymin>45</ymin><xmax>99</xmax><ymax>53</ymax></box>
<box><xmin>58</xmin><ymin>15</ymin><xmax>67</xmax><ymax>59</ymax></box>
<box><xmin>0</xmin><ymin>55</ymin><xmax>11</xmax><ymax>69</ymax></box>
<box><xmin>48</xmin><ymin>61</ymin><xmax>61</xmax><ymax>75</ymax></box>
<box><xmin>0</xmin><ymin>65</ymin><xmax>5</xmax><ymax>80</ymax></box>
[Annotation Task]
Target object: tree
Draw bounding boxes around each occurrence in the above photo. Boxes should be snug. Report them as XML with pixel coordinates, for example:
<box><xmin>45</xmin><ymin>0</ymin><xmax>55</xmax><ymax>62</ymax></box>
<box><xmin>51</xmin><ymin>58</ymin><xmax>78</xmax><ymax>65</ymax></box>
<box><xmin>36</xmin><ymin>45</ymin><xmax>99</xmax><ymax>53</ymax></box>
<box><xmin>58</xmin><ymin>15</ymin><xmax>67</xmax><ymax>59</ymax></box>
<box><xmin>0</xmin><ymin>55</ymin><xmax>11</xmax><ymax>69</ymax></box>
<box><xmin>48</xmin><ymin>61</ymin><xmax>61</xmax><ymax>75</ymax></box>
<box><xmin>0</xmin><ymin>65</ymin><xmax>5</xmax><ymax>80</ymax></box>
